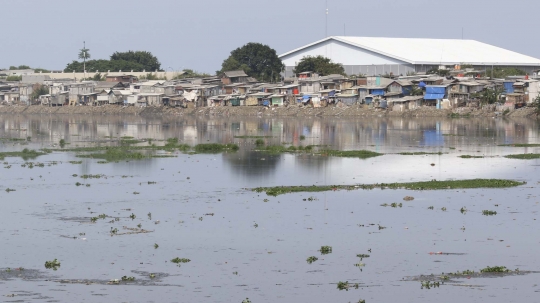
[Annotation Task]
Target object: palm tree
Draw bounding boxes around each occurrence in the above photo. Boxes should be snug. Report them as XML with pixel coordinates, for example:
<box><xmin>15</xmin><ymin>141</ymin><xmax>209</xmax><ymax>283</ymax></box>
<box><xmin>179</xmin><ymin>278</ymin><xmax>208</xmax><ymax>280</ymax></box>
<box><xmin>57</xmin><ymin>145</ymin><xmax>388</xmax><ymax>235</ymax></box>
<box><xmin>78</xmin><ymin>41</ymin><xmax>90</xmax><ymax>78</ymax></box>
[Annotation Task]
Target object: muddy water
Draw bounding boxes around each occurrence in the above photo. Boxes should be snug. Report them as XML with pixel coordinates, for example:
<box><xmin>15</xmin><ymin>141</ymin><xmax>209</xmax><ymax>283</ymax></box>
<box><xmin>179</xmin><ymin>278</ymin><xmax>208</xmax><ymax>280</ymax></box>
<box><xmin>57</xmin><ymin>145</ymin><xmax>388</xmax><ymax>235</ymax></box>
<box><xmin>1</xmin><ymin>115</ymin><xmax>539</xmax><ymax>302</ymax></box>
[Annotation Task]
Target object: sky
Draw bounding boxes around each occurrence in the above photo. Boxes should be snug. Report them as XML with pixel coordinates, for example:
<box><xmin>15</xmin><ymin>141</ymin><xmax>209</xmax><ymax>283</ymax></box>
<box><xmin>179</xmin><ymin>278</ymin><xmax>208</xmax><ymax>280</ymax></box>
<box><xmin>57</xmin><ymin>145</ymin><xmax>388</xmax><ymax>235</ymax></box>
<box><xmin>2</xmin><ymin>0</ymin><xmax>539</xmax><ymax>73</ymax></box>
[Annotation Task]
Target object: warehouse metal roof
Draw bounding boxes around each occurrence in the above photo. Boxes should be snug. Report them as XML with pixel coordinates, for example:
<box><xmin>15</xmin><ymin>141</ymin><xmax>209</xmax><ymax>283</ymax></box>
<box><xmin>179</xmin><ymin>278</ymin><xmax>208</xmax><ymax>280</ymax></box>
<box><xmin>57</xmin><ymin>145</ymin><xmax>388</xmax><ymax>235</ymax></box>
<box><xmin>279</xmin><ymin>36</ymin><xmax>540</xmax><ymax>66</ymax></box>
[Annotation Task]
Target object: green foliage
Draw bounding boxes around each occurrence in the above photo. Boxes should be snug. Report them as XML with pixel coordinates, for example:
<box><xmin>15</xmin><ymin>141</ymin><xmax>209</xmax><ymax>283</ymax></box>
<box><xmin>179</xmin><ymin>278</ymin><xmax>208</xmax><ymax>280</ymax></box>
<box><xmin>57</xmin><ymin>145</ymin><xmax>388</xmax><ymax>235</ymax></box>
<box><xmin>504</xmin><ymin>153</ymin><xmax>540</xmax><ymax>159</ymax></box>
<box><xmin>219</xmin><ymin>42</ymin><xmax>283</xmax><ymax>82</ymax></box>
<box><xmin>480</xmin><ymin>266</ymin><xmax>509</xmax><ymax>273</ymax></box>
<box><xmin>319</xmin><ymin>246</ymin><xmax>332</xmax><ymax>255</ymax></box>
<box><xmin>64</xmin><ymin>59</ymin><xmax>145</xmax><ymax>73</ymax></box>
<box><xmin>306</xmin><ymin>256</ymin><xmax>318</xmax><ymax>264</ymax></box>
<box><xmin>194</xmin><ymin>143</ymin><xmax>239</xmax><ymax>153</ymax></box>
<box><xmin>171</xmin><ymin>257</ymin><xmax>191</xmax><ymax>267</ymax></box>
<box><xmin>139</xmin><ymin>72</ymin><xmax>167</xmax><ymax>80</ymax></box>
<box><xmin>175</xmin><ymin>69</ymin><xmax>212</xmax><ymax>79</ymax></box>
<box><xmin>110</xmin><ymin>50</ymin><xmax>162</xmax><ymax>71</ymax></box>
<box><xmin>410</xmin><ymin>85</ymin><xmax>424</xmax><ymax>96</ymax></box>
<box><xmin>253</xmin><ymin>179</ymin><xmax>525</xmax><ymax>196</ymax></box>
<box><xmin>486</xmin><ymin>67</ymin><xmax>526</xmax><ymax>78</ymax></box>
<box><xmin>5</xmin><ymin>75</ymin><xmax>22</xmax><ymax>81</ymax></box>
<box><xmin>255</xmin><ymin>139</ymin><xmax>265</xmax><ymax>146</ymax></box>
<box><xmin>34</xmin><ymin>68</ymin><xmax>50</xmax><ymax>73</ymax></box>
<box><xmin>478</xmin><ymin>86</ymin><xmax>505</xmax><ymax>104</ymax></box>
<box><xmin>44</xmin><ymin>259</ymin><xmax>61</xmax><ymax>271</ymax></box>
<box><xmin>293</xmin><ymin>55</ymin><xmax>345</xmax><ymax>76</ymax></box>
<box><xmin>482</xmin><ymin>210</ymin><xmax>497</xmax><ymax>216</ymax></box>
<box><xmin>31</xmin><ymin>84</ymin><xmax>49</xmax><ymax>100</ymax></box>
<box><xmin>78</xmin><ymin>47</ymin><xmax>91</xmax><ymax>60</ymax></box>
<box><xmin>10</xmin><ymin>65</ymin><xmax>31</xmax><ymax>70</ymax></box>
<box><xmin>0</xmin><ymin>148</ymin><xmax>48</xmax><ymax>161</ymax></box>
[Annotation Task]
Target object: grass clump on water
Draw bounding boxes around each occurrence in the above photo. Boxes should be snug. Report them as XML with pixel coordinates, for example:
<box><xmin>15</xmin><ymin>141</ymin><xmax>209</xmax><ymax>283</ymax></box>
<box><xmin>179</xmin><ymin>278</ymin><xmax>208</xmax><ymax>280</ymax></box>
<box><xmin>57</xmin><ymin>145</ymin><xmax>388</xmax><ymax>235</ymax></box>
<box><xmin>459</xmin><ymin>155</ymin><xmax>484</xmax><ymax>158</ymax></box>
<box><xmin>504</xmin><ymin>154</ymin><xmax>540</xmax><ymax>159</ymax></box>
<box><xmin>194</xmin><ymin>143</ymin><xmax>239</xmax><ymax>153</ymax></box>
<box><xmin>320</xmin><ymin>149</ymin><xmax>382</xmax><ymax>158</ymax></box>
<box><xmin>253</xmin><ymin>179</ymin><xmax>525</xmax><ymax>196</ymax></box>
<box><xmin>77</xmin><ymin>148</ymin><xmax>146</xmax><ymax>161</ymax></box>
<box><xmin>399</xmin><ymin>152</ymin><xmax>443</xmax><ymax>155</ymax></box>
<box><xmin>0</xmin><ymin>148</ymin><xmax>48</xmax><ymax>160</ymax></box>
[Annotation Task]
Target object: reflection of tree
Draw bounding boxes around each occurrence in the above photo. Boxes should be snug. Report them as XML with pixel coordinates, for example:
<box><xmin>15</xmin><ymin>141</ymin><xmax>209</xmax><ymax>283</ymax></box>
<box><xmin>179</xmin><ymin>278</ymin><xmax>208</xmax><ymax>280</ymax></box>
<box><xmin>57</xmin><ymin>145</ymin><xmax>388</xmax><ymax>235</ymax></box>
<box><xmin>221</xmin><ymin>149</ymin><xmax>281</xmax><ymax>178</ymax></box>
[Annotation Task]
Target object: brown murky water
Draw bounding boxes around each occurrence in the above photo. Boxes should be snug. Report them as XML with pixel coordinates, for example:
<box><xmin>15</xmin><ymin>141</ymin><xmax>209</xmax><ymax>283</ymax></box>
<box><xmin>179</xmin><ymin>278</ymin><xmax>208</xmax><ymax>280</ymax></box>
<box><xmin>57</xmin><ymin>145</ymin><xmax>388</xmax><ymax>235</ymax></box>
<box><xmin>1</xmin><ymin>115</ymin><xmax>539</xmax><ymax>302</ymax></box>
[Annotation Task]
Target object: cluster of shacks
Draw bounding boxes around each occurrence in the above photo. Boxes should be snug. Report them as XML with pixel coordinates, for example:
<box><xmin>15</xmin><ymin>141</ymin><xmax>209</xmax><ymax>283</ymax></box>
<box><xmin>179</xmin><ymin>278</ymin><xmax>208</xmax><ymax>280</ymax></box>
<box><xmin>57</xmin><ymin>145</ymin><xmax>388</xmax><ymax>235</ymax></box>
<box><xmin>1</xmin><ymin>68</ymin><xmax>539</xmax><ymax>111</ymax></box>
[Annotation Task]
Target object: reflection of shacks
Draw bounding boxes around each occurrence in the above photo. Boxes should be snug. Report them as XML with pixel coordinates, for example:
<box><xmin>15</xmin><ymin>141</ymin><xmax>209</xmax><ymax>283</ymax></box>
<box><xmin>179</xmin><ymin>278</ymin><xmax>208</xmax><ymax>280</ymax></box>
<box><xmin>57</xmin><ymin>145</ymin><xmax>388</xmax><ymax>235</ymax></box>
<box><xmin>246</xmin><ymin>92</ymin><xmax>272</xmax><ymax>106</ymax></box>
<box><xmin>389</xmin><ymin>96</ymin><xmax>423</xmax><ymax>111</ymax></box>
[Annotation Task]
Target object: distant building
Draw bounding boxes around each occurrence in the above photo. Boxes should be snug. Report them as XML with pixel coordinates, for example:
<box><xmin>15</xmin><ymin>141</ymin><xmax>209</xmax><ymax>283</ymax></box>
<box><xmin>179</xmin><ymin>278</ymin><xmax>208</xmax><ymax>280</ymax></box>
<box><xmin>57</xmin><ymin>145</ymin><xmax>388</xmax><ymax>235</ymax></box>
<box><xmin>279</xmin><ymin>36</ymin><xmax>540</xmax><ymax>77</ymax></box>
<box><xmin>221</xmin><ymin>70</ymin><xmax>248</xmax><ymax>85</ymax></box>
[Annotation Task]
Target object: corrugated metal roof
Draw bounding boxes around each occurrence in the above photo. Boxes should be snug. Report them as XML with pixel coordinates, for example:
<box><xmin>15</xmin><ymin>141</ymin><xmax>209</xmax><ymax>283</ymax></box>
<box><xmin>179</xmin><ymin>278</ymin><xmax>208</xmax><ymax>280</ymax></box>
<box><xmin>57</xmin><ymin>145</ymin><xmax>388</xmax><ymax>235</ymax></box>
<box><xmin>224</xmin><ymin>70</ymin><xmax>248</xmax><ymax>78</ymax></box>
<box><xmin>280</xmin><ymin>36</ymin><xmax>540</xmax><ymax>66</ymax></box>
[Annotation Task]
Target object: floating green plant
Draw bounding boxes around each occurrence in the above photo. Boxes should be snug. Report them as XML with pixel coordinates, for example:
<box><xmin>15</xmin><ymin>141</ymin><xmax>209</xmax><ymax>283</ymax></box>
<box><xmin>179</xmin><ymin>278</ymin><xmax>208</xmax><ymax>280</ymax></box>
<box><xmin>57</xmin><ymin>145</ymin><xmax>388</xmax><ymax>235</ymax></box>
<box><xmin>121</xmin><ymin>276</ymin><xmax>135</xmax><ymax>281</ymax></box>
<box><xmin>0</xmin><ymin>148</ymin><xmax>48</xmax><ymax>161</ymax></box>
<box><xmin>129</xmin><ymin>213</ymin><xmax>136</xmax><ymax>220</ymax></box>
<box><xmin>252</xmin><ymin>179</ymin><xmax>525</xmax><ymax>196</ymax></box>
<box><xmin>306</xmin><ymin>256</ymin><xmax>318</xmax><ymax>264</ymax></box>
<box><xmin>194</xmin><ymin>143</ymin><xmax>239</xmax><ymax>153</ymax></box>
<box><xmin>154</xmin><ymin>243</ymin><xmax>159</xmax><ymax>249</ymax></box>
<box><xmin>421</xmin><ymin>281</ymin><xmax>440</xmax><ymax>289</ymax></box>
<box><xmin>255</xmin><ymin>139</ymin><xmax>265</xmax><ymax>146</ymax></box>
<box><xmin>44</xmin><ymin>259</ymin><xmax>61</xmax><ymax>271</ymax></box>
<box><xmin>337</xmin><ymin>281</ymin><xmax>359</xmax><ymax>291</ymax></box>
<box><xmin>504</xmin><ymin>154</ymin><xmax>540</xmax><ymax>159</ymax></box>
<box><xmin>171</xmin><ymin>257</ymin><xmax>191</xmax><ymax>267</ymax></box>
<box><xmin>357</xmin><ymin>254</ymin><xmax>370</xmax><ymax>260</ymax></box>
<box><xmin>319</xmin><ymin>246</ymin><xmax>332</xmax><ymax>255</ymax></box>
<box><xmin>480</xmin><ymin>266</ymin><xmax>510</xmax><ymax>273</ymax></box>
<box><xmin>399</xmin><ymin>152</ymin><xmax>443</xmax><ymax>155</ymax></box>
<box><xmin>459</xmin><ymin>155</ymin><xmax>484</xmax><ymax>158</ymax></box>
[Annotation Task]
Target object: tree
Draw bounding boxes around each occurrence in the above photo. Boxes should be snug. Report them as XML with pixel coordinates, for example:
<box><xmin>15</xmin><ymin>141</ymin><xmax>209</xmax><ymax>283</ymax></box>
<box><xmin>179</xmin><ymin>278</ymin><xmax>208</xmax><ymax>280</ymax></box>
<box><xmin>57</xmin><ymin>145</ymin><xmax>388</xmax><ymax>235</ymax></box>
<box><xmin>78</xmin><ymin>48</ymin><xmax>91</xmax><ymax>60</ymax></box>
<box><xmin>31</xmin><ymin>84</ymin><xmax>49</xmax><ymax>100</ymax></box>
<box><xmin>478</xmin><ymin>86</ymin><xmax>505</xmax><ymax>105</ymax></box>
<box><xmin>293</xmin><ymin>55</ymin><xmax>345</xmax><ymax>76</ymax></box>
<box><xmin>64</xmin><ymin>59</ymin><xmax>145</xmax><ymax>72</ymax></box>
<box><xmin>410</xmin><ymin>85</ymin><xmax>424</xmax><ymax>96</ymax></box>
<box><xmin>486</xmin><ymin>67</ymin><xmax>526</xmax><ymax>78</ymax></box>
<box><xmin>110</xmin><ymin>51</ymin><xmax>162</xmax><ymax>71</ymax></box>
<box><xmin>219</xmin><ymin>43</ymin><xmax>283</xmax><ymax>82</ymax></box>
<box><xmin>9</xmin><ymin>65</ymin><xmax>31</xmax><ymax>70</ymax></box>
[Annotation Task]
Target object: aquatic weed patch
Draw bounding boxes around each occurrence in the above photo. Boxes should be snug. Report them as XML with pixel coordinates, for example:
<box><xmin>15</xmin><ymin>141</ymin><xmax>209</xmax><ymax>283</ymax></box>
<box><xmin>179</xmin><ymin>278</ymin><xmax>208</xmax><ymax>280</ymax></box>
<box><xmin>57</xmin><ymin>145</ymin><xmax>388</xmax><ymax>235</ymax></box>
<box><xmin>194</xmin><ymin>143</ymin><xmax>239</xmax><ymax>153</ymax></box>
<box><xmin>399</xmin><ymin>152</ymin><xmax>443</xmax><ymax>155</ymax></box>
<box><xmin>504</xmin><ymin>153</ymin><xmax>540</xmax><ymax>159</ymax></box>
<box><xmin>0</xmin><ymin>148</ymin><xmax>49</xmax><ymax>160</ymax></box>
<box><xmin>319</xmin><ymin>149</ymin><xmax>381</xmax><ymax>158</ymax></box>
<box><xmin>459</xmin><ymin>155</ymin><xmax>484</xmax><ymax>158</ymax></box>
<box><xmin>253</xmin><ymin>179</ymin><xmax>524</xmax><ymax>196</ymax></box>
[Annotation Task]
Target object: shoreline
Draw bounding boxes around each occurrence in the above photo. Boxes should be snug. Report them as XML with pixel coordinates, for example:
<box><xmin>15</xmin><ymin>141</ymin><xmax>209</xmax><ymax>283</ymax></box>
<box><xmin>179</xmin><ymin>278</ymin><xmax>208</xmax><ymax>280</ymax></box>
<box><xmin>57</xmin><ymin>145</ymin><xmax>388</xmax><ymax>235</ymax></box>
<box><xmin>0</xmin><ymin>105</ymin><xmax>537</xmax><ymax>118</ymax></box>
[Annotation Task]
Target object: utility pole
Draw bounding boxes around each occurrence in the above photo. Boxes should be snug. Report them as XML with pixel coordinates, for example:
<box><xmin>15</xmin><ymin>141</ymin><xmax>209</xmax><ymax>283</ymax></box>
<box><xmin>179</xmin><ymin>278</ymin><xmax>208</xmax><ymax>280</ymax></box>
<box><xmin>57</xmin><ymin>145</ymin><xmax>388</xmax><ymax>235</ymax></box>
<box><xmin>83</xmin><ymin>41</ymin><xmax>86</xmax><ymax>81</ymax></box>
<box><xmin>325</xmin><ymin>0</ymin><xmax>328</xmax><ymax>38</ymax></box>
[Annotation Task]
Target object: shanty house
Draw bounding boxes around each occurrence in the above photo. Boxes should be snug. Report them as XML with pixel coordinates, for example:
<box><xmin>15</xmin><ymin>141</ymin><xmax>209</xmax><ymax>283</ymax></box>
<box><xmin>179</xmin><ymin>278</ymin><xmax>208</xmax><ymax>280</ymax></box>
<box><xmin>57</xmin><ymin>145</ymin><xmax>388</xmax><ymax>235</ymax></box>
<box><xmin>221</xmin><ymin>70</ymin><xmax>248</xmax><ymax>85</ymax></box>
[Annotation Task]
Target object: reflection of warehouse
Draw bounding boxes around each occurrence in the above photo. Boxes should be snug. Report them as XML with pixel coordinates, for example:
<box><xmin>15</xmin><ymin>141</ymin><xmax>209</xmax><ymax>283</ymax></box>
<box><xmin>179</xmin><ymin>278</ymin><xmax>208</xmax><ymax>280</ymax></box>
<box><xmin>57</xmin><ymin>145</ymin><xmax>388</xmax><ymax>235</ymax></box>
<box><xmin>279</xmin><ymin>36</ymin><xmax>540</xmax><ymax>77</ymax></box>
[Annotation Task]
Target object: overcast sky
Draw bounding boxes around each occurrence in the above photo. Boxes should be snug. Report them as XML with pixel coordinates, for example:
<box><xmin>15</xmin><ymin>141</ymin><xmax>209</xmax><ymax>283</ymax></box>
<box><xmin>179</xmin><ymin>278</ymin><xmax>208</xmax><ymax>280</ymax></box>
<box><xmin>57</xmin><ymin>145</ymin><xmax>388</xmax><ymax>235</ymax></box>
<box><xmin>2</xmin><ymin>0</ymin><xmax>539</xmax><ymax>73</ymax></box>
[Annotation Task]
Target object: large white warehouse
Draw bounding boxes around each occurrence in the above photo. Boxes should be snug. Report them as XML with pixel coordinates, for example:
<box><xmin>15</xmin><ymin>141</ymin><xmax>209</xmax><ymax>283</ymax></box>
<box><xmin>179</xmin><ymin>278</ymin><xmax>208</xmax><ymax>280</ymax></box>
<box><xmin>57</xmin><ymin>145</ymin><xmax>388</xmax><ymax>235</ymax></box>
<box><xmin>279</xmin><ymin>36</ymin><xmax>540</xmax><ymax>77</ymax></box>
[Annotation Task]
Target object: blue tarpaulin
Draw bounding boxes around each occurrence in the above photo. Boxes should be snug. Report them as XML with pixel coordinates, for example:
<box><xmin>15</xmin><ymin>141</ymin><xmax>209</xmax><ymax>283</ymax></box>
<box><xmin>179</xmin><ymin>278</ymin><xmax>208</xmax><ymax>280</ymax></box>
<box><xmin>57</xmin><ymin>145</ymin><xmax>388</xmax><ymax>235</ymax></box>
<box><xmin>418</xmin><ymin>81</ymin><xmax>426</xmax><ymax>87</ymax></box>
<box><xmin>328</xmin><ymin>90</ymin><xmax>335</xmax><ymax>96</ymax></box>
<box><xmin>426</xmin><ymin>86</ymin><xmax>446</xmax><ymax>94</ymax></box>
<box><xmin>302</xmin><ymin>95</ymin><xmax>311</xmax><ymax>100</ymax></box>
<box><xmin>424</xmin><ymin>94</ymin><xmax>445</xmax><ymax>100</ymax></box>
<box><xmin>503</xmin><ymin>82</ymin><xmax>514</xmax><ymax>93</ymax></box>
<box><xmin>263</xmin><ymin>100</ymin><xmax>270</xmax><ymax>106</ymax></box>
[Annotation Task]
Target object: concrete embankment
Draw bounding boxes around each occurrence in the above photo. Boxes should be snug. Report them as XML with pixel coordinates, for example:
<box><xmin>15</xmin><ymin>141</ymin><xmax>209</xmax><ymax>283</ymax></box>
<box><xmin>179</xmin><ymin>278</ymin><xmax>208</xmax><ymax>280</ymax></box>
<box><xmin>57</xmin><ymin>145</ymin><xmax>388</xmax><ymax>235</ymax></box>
<box><xmin>0</xmin><ymin>105</ymin><xmax>537</xmax><ymax>118</ymax></box>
